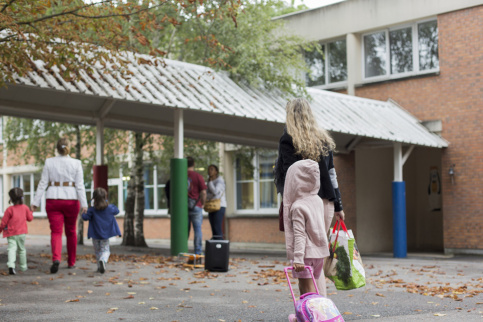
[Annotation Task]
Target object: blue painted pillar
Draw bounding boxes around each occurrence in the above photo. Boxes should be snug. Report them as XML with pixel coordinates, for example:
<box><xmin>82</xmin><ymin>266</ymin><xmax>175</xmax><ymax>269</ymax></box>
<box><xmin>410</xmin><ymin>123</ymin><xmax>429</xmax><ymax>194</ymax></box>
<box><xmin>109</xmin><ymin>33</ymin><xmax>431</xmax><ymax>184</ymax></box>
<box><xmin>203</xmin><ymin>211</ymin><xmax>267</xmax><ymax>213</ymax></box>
<box><xmin>392</xmin><ymin>142</ymin><xmax>407</xmax><ymax>258</ymax></box>
<box><xmin>392</xmin><ymin>181</ymin><xmax>407</xmax><ymax>258</ymax></box>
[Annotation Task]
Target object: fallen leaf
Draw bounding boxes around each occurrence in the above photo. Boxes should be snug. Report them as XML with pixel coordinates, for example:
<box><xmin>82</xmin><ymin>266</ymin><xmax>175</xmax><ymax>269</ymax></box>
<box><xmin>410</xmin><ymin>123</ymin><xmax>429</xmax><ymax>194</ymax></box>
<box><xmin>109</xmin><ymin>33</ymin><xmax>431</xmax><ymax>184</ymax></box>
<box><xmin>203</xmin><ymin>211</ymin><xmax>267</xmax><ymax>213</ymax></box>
<box><xmin>150</xmin><ymin>307</ymin><xmax>158</xmax><ymax>310</ymax></box>
<box><xmin>123</xmin><ymin>295</ymin><xmax>134</xmax><ymax>299</ymax></box>
<box><xmin>376</xmin><ymin>293</ymin><xmax>385</xmax><ymax>297</ymax></box>
<box><xmin>343</xmin><ymin>312</ymin><xmax>353</xmax><ymax>315</ymax></box>
<box><xmin>371</xmin><ymin>315</ymin><xmax>380</xmax><ymax>317</ymax></box>
<box><xmin>242</xmin><ymin>300</ymin><xmax>248</xmax><ymax>304</ymax></box>
<box><xmin>434</xmin><ymin>313</ymin><xmax>446</xmax><ymax>316</ymax></box>
<box><xmin>65</xmin><ymin>299</ymin><xmax>79</xmax><ymax>303</ymax></box>
<box><xmin>138</xmin><ymin>302</ymin><xmax>145</xmax><ymax>304</ymax></box>
<box><xmin>87</xmin><ymin>290</ymin><xmax>93</xmax><ymax>294</ymax></box>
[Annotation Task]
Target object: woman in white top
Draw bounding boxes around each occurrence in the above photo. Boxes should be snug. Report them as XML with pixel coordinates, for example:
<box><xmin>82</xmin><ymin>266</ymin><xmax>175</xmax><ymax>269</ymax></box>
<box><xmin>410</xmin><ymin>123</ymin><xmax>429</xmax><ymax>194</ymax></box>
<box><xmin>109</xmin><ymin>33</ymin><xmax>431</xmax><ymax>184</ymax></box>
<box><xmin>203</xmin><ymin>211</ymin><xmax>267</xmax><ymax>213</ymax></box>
<box><xmin>206</xmin><ymin>164</ymin><xmax>226</xmax><ymax>240</ymax></box>
<box><xmin>31</xmin><ymin>138</ymin><xmax>88</xmax><ymax>273</ymax></box>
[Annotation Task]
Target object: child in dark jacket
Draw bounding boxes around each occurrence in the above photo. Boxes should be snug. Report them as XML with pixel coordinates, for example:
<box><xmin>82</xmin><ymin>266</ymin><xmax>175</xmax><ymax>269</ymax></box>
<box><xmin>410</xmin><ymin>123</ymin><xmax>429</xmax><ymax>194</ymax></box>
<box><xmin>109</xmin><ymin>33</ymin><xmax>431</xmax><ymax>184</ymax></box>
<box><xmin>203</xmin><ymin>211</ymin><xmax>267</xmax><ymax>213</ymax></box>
<box><xmin>0</xmin><ymin>188</ymin><xmax>33</xmax><ymax>275</ymax></box>
<box><xmin>82</xmin><ymin>187</ymin><xmax>121</xmax><ymax>274</ymax></box>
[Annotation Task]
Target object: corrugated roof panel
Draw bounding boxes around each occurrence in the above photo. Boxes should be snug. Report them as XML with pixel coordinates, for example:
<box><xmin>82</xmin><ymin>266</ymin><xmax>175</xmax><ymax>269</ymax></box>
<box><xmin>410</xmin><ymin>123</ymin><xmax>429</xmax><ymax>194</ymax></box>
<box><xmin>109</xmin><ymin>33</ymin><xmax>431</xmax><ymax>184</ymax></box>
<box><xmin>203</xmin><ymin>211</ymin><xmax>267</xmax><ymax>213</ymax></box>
<box><xmin>9</xmin><ymin>52</ymin><xmax>447</xmax><ymax>148</ymax></box>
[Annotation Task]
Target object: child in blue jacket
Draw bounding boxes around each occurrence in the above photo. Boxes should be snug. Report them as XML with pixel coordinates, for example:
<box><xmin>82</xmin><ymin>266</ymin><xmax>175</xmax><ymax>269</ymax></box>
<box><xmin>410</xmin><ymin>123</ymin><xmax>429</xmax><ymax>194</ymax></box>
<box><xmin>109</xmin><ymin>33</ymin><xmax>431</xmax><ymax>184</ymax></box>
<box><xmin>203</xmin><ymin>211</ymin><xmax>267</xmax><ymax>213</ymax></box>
<box><xmin>82</xmin><ymin>187</ymin><xmax>121</xmax><ymax>274</ymax></box>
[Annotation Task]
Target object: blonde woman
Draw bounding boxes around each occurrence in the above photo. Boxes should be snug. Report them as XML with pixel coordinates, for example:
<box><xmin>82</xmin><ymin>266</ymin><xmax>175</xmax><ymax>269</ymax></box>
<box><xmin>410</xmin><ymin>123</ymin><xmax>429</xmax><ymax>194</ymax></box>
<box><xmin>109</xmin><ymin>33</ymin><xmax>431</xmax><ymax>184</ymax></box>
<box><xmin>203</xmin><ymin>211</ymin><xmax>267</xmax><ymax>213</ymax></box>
<box><xmin>275</xmin><ymin>98</ymin><xmax>345</xmax><ymax>293</ymax></box>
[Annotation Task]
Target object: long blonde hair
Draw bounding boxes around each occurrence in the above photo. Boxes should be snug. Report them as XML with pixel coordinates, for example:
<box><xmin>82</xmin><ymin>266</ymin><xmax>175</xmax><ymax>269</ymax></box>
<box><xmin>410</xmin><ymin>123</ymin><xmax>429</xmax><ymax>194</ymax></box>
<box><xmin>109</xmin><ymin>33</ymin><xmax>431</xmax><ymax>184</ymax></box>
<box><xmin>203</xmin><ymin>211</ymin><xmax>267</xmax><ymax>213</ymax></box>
<box><xmin>285</xmin><ymin>98</ymin><xmax>335</xmax><ymax>161</ymax></box>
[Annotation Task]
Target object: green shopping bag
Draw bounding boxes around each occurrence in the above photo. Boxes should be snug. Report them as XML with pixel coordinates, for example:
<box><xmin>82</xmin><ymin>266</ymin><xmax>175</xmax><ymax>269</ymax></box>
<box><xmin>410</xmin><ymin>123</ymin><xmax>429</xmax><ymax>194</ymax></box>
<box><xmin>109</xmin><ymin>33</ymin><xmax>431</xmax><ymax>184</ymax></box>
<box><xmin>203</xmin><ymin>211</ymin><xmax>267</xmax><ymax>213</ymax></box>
<box><xmin>323</xmin><ymin>219</ymin><xmax>366</xmax><ymax>290</ymax></box>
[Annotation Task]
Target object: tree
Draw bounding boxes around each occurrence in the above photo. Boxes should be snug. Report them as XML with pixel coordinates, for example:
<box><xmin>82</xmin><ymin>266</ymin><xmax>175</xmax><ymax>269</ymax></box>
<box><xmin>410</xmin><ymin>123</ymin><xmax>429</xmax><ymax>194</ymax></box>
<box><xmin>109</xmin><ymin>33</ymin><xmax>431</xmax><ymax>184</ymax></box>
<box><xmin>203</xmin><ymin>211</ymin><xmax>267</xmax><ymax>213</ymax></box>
<box><xmin>0</xmin><ymin>0</ymin><xmax>242</xmax><ymax>87</ymax></box>
<box><xmin>137</xmin><ymin>0</ymin><xmax>316</xmax><ymax>96</ymax></box>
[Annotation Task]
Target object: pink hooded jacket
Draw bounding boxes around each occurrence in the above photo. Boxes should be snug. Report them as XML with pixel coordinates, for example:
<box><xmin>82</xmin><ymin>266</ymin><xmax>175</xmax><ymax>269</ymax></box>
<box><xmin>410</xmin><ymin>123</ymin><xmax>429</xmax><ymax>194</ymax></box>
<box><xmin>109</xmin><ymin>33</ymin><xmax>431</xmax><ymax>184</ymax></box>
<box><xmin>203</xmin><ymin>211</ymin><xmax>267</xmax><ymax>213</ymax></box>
<box><xmin>283</xmin><ymin>159</ymin><xmax>329</xmax><ymax>264</ymax></box>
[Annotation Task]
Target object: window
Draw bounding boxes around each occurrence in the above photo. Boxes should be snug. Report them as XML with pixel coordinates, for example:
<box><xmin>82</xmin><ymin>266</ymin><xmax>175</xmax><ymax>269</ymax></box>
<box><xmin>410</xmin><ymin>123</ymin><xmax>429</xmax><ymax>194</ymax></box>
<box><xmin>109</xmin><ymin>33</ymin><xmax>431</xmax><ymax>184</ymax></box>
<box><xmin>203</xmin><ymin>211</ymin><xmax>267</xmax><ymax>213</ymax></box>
<box><xmin>235</xmin><ymin>150</ymin><xmax>278</xmax><ymax>212</ymax></box>
<box><xmin>12</xmin><ymin>173</ymin><xmax>43</xmax><ymax>212</ymax></box>
<box><xmin>121</xmin><ymin>164</ymin><xmax>169</xmax><ymax>215</ymax></box>
<box><xmin>305</xmin><ymin>39</ymin><xmax>347</xmax><ymax>88</ymax></box>
<box><xmin>363</xmin><ymin>19</ymin><xmax>439</xmax><ymax>80</ymax></box>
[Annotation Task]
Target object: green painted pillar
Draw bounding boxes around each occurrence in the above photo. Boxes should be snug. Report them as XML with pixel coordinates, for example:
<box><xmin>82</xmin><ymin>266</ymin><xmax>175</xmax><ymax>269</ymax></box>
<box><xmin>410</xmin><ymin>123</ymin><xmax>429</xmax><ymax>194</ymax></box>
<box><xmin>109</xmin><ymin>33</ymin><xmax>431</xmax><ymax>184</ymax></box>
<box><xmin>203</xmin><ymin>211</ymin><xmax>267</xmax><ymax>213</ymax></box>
<box><xmin>170</xmin><ymin>158</ymin><xmax>188</xmax><ymax>256</ymax></box>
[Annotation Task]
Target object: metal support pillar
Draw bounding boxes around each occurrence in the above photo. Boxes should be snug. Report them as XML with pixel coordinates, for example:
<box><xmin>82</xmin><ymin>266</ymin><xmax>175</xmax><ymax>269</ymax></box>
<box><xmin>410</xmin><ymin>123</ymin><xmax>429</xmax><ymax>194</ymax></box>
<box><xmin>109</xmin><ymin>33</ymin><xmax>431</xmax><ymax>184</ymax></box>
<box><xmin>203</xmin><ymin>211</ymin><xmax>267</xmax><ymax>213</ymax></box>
<box><xmin>392</xmin><ymin>142</ymin><xmax>406</xmax><ymax>258</ymax></box>
<box><xmin>93</xmin><ymin>119</ymin><xmax>108</xmax><ymax>191</ymax></box>
<box><xmin>171</xmin><ymin>109</ymin><xmax>188</xmax><ymax>255</ymax></box>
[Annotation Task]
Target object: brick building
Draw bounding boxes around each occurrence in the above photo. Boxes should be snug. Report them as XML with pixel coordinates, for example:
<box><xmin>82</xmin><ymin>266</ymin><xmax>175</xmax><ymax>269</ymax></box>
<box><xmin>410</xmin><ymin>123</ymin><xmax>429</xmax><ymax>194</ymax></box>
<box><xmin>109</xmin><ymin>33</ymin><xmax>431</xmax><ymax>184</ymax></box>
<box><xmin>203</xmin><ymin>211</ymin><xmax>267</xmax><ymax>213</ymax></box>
<box><xmin>0</xmin><ymin>0</ymin><xmax>480</xmax><ymax>256</ymax></box>
<box><xmin>277</xmin><ymin>0</ymin><xmax>482</xmax><ymax>254</ymax></box>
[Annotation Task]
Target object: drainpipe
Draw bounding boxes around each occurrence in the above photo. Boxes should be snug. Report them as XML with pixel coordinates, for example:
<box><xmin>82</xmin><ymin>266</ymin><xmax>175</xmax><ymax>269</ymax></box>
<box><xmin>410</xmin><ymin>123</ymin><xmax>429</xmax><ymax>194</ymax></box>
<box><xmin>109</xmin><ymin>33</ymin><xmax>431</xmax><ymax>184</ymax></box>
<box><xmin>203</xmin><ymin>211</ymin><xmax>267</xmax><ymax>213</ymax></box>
<box><xmin>170</xmin><ymin>109</ymin><xmax>188</xmax><ymax>255</ymax></box>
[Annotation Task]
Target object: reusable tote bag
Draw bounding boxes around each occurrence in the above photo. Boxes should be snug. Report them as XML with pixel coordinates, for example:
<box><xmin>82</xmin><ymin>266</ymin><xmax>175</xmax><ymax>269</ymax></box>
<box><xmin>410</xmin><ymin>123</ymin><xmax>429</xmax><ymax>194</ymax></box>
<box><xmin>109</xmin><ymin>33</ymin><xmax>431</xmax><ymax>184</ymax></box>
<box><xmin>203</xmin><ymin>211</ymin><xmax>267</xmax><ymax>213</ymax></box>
<box><xmin>323</xmin><ymin>220</ymin><xmax>365</xmax><ymax>290</ymax></box>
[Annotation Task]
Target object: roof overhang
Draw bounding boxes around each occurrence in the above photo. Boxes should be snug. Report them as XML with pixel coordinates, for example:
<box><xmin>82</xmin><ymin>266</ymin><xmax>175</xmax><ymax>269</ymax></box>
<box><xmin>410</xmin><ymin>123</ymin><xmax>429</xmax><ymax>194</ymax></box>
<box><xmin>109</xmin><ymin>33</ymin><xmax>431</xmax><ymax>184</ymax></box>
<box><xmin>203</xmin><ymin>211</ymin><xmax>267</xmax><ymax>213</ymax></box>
<box><xmin>0</xmin><ymin>55</ymin><xmax>448</xmax><ymax>151</ymax></box>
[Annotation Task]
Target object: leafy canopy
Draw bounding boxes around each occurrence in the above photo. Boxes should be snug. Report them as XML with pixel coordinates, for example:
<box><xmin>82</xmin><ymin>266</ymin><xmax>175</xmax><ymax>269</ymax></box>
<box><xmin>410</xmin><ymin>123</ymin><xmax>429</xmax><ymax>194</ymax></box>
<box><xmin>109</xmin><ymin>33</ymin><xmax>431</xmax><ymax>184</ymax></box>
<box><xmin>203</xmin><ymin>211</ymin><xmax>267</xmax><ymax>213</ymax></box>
<box><xmin>0</xmin><ymin>0</ymin><xmax>241</xmax><ymax>87</ymax></box>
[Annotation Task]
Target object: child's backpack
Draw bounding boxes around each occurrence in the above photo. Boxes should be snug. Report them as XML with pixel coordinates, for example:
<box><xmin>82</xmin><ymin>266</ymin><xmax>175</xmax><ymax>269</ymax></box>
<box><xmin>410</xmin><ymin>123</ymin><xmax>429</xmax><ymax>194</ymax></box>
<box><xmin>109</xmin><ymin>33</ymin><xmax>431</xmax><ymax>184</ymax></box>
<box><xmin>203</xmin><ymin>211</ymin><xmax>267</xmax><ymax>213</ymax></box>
<box><xmin>285</xmin><ymin>266</ymin><xmax>344</xmax><ymax>322</ymax></box>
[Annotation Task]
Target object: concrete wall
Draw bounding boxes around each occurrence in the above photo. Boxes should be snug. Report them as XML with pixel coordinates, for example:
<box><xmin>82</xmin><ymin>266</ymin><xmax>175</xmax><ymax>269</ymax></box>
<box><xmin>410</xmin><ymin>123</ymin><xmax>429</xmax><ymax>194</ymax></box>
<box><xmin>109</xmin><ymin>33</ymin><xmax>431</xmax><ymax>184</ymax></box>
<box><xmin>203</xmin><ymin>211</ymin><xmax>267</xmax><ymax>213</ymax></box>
<box><xmin>355</xmin><ymin>148</ymin><xmax>393</xmax><ymax>253</ymax></box>
<box><xmin>355</xmin><ymin>146</ymin><xmax>444</xmax><ymax>253</ymax></box>
<box><xmin>277</xmin><ymin>0</ymin><xmax>483</xmax><ymax>41</ymax></box>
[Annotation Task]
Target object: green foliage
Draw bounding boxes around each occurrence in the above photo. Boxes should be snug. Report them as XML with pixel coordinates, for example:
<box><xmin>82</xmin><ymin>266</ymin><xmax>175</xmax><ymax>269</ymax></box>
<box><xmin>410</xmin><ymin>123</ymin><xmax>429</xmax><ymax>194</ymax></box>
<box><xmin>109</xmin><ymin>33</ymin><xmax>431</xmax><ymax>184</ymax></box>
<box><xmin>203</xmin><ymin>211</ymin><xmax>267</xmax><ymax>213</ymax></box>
<box><xmin>335</xmin><ymin>245</ymin><xmax>351</xmax><ymax>285</ymax></box>
<box><xmin>156</xmin><ymin>136</ymin><xmax>219</xmax><ymax>179</ymax></box>
<box><xmin>0</xmin><ymin>0</ymin><xmax>242</xmax><ymax>88</ymax></box>
<box><xmin>3</xmin><ymin>117</ymin><xmax>128</xmax><ymax>182</ymax></box>
<box><xmin>132</xmin><ymin>0</ymin><xmax>316</xmax><ymax>96</ymax></box>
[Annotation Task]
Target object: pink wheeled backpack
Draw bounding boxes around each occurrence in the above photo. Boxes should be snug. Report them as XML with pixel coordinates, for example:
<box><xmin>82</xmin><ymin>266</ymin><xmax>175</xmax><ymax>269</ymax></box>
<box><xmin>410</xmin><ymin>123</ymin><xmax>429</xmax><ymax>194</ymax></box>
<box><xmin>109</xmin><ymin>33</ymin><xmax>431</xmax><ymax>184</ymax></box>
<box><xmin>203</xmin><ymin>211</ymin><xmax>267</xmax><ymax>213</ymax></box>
<box><xmin>285</xmin><ymin>266</ymin><xmax>344</xmax><ymax>322</ymax></box>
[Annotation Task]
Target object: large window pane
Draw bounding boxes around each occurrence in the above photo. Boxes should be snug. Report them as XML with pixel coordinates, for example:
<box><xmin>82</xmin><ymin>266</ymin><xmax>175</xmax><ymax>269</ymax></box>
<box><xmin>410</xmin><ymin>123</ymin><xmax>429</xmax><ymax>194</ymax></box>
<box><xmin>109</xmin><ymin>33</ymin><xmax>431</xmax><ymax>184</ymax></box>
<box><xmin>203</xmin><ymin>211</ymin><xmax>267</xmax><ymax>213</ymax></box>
<box><xmin>364</xmin><ymin>32</ymin><xmax>387</xmax><ymax>77</ymax></box>
<box><xmin>157</xmin><ymin>166</ymin><xmax>169</xmax><ymax>210</ymax></box>
<box><xmin>418</xmin><ymin>21</ymin><xmax>439</xmax><ymax>70</ymax></box>
<box><xmin>157</xmin><ymin>186</ymin><xmax>168</xmax><ymax>210</ymax></box>
<box><xmin>259</xmin><ymin>152</ymin><xmax>276</xmax><ymax>180</ymax></box>
<box><xmin>236</xmin><ymin>182</ymin><xmax>254</xmax><ymax>210</ymax></box>
<box><xmin>108</xmin><ymin>184</ymin><xmax>119</xmax><ymax>208</ymax></box>
<box><xmin>328</xmin><ymin>40</ymin><xmax>347</xmax><ymax>83</ymax></box>
<box><xmin>144</xmin><ymin>187</ymin><xmax>154</xmax><ymax>209</ymax></box>
<box><xmin>390</xmin><ymin>27</ymin><xmax>413</xmax><ymax>74</ymax></box>
<box><xmin>305</xmin><ymin>46</ymin><xmax>325</xmax><ymax>86</ymax></box>
<box><xmin>259</xmin><ymin>181</ymin><xmax>277</xmax><ymax>209</ymax></box>
<box><xmin>236</xmin><ymin>158</ymin><xmax>254</xmax><ymax>181</ymax></box>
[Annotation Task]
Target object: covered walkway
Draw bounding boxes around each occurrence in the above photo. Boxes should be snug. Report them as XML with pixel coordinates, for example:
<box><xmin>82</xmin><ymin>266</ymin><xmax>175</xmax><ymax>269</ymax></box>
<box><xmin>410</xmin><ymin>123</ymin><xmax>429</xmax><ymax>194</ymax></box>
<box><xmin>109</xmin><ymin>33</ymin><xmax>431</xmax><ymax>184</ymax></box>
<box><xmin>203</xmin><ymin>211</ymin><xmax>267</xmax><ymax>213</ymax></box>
<box><xmin>0</xmin><ymin>52</ymin><xmax>448</xmax><ymax>256</ymax></box>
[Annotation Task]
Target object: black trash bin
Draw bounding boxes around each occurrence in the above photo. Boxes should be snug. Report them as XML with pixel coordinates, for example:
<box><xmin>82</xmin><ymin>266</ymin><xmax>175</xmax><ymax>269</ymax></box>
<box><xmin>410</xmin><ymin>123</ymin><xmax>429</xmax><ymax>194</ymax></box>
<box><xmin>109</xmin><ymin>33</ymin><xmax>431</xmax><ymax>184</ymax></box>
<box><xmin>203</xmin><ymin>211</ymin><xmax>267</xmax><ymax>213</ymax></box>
<box><xmin>204</xmin><ymin>239</ymin><xmax>230</xmax><ymax>272</ymax></box>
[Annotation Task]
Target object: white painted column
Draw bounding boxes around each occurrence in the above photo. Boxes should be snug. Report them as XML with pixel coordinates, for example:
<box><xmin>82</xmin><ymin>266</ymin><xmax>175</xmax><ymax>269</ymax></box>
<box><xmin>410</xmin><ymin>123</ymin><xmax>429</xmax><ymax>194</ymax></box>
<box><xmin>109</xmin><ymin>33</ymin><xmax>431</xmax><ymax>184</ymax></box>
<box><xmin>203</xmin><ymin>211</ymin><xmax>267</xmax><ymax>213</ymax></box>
<box><xmin>96</xmin><ymin>119</ymin><xmax>104</xmax><ymax>165</ymax></box>
<box><xmin>346</xmin><ymin>33</ymin><xmax>361</xmax><ymax>96</ymax></box>
<box><xmin>393</xmin><ymin>142</ymin><xmax>403</xmax><ymax>181</ymax></box>
<box><xmin>174</xmin><ymin>109</ymin><xmax>184</xmax><ymax>158</ymax></box>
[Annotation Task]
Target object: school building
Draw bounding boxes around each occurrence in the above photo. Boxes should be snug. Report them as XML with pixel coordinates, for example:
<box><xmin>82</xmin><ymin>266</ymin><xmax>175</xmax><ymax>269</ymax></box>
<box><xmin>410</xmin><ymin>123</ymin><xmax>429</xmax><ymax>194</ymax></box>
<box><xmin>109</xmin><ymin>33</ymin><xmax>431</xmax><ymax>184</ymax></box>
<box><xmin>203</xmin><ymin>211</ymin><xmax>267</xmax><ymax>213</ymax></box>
<box><xmin>276</xmin><ymin>0</ymin><xmax>482</xmax><ymax>254</ymax></box>
<box><xmin>0</xmin><ymin>0</ymin><xmax>480</xmax><ymax>256</ymax></box>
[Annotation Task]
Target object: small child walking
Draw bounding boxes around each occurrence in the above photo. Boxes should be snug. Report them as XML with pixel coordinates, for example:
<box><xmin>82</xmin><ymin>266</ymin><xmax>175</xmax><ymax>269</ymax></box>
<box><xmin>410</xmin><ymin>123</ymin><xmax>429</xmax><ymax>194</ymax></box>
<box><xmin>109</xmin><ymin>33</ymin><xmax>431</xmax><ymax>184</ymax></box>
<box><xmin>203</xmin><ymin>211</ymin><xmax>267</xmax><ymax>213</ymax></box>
<box><xmin>283</xmin><ymin>159</ymin><xmax>331</xmax><ymax>297</ymax></box>
<box><xmin>0</xmin><ymin>188</ymin><xmax>33</xmax><ymax>275</ymax></box>
<box><xmin>82</xmin><ymin>187</ymin><xmax>121</xmax><ymax>274</ymax></box>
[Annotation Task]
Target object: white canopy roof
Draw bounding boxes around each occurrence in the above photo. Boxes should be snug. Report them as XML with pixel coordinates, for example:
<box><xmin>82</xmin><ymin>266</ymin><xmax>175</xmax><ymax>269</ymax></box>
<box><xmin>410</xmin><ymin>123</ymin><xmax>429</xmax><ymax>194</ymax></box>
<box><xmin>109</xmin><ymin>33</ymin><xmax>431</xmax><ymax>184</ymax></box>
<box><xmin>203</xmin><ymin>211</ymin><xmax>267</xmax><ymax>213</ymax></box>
<box><xmin>0</xmin><ymin>52</ymin><xmax>447</xmax><ymax>150</ymax></box>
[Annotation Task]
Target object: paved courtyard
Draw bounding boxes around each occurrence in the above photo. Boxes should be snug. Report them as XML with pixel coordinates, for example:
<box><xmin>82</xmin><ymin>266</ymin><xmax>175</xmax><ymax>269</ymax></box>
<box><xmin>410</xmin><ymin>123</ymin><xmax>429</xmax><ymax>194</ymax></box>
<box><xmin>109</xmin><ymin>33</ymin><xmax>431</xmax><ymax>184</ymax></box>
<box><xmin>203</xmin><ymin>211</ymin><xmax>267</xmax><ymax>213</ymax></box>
<box><xmin>0</xmin><ymin>236</ymin><xmax>482</xmax><ymax>321</ymax></box>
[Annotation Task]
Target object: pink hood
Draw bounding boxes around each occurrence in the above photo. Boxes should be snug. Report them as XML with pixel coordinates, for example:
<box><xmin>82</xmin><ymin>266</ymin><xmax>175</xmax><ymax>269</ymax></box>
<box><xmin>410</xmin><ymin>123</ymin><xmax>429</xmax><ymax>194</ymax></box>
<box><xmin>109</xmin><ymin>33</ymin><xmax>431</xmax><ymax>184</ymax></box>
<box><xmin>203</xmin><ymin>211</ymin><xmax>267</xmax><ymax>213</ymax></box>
<box><xmin>283</xmin><ymin>160</ymin><xmax>329</xmax><ymax>263</ymax></box>
<box><xmin>283</xmin><ymin>160</ymin><xmax>320</xmax><ymax>207</ymax></box>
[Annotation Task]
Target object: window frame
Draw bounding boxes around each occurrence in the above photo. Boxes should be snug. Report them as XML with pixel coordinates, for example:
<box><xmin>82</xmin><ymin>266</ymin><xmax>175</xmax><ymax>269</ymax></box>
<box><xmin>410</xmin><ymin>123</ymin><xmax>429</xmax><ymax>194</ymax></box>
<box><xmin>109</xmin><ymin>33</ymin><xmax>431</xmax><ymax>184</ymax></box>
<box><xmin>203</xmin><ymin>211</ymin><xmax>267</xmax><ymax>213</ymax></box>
<box><xmin>11</xmin><ymin>173</ymin><xmax>46</xmax><ymax>217</ymax></box>
<box><xmin>305</xmin><ymin>38</ymin><xmax>348</xmax><ymax>90</ymax></box>
<box><xmin>234</xmin><ymin>151</ymin><xmax>280</xmax><ymax>215</ymax></box>
<box><xmin>362</xmin><ymin>18</ymin><xmax>439</xmax><ymax>83</ymax></box>
<box><xmin>119</xmin><ymin>164</ymin><xmax>169</xmax><ymax>217</ymax></box>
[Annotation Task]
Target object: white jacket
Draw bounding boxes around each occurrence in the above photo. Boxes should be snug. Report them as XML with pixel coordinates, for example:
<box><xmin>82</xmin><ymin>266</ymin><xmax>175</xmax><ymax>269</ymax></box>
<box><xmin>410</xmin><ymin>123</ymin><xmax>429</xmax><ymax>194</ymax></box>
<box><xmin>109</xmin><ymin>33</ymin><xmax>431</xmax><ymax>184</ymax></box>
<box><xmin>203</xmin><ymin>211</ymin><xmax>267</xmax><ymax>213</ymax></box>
<box><xmin>32</xmin><ymin>156</ymin><xmax>88</xmax><ymax>207</ymax></box>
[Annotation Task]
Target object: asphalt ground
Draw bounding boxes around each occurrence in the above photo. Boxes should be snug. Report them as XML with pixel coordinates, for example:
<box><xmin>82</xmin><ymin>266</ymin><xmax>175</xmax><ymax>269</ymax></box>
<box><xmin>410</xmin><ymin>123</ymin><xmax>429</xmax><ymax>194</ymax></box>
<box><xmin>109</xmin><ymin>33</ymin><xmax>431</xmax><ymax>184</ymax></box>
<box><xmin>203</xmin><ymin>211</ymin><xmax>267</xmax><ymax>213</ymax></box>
<box><xmin>0</xmin><ymin>236</ymin><xmax>482</xmax><ymax>322</ymax></box>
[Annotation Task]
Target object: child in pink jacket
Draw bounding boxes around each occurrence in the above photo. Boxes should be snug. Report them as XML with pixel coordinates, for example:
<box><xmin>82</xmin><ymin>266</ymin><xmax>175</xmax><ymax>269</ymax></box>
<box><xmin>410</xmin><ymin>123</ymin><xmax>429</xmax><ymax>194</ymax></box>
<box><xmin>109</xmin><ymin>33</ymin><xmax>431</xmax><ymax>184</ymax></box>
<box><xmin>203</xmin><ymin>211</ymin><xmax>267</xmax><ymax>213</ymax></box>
<box><xmin>0</xmin><ymin>188</ymin><xmax>33</xmax><ymax>275</ymax></box>
<box><xmin>283</xmin><ymin>159</ymin><xmax>330</xmax><ymax>297</ymax></box>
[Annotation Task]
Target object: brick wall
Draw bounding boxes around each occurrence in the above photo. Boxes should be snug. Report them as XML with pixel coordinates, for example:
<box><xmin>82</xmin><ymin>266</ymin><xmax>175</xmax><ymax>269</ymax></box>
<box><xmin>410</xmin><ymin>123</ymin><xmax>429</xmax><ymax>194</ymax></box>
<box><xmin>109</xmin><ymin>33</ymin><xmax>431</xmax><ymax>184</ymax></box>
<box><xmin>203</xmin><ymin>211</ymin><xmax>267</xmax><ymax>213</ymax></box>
<box><xmin>355</xmin><ymin>6</ymin><xmax>483</xmax><ymax>250</ymax></box>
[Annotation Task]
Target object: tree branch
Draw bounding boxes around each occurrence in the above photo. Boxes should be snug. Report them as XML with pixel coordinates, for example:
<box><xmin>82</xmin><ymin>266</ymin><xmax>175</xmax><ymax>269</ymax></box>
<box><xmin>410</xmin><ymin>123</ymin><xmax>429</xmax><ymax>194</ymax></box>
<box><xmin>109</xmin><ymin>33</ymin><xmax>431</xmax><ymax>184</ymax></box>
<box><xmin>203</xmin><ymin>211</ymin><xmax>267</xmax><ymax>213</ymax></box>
<box><xmin>69</xmin><ymin>3</ymin><xmax>167</xmax><ymax>20</ymax></box>
<box><xmin>0</xmin><ymin>0</ymin><xmax>16</xmax><ymax>14</ymax></box>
